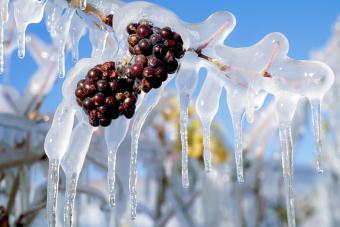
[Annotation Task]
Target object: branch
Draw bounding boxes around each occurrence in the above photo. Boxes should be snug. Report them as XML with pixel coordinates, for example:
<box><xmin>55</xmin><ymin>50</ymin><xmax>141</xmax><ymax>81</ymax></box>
<box><xmin>7</xmin><ymin>171</ymin><xmax>20</xmax><ymax>214</ymax></box>
<box><xmin>66</xmin><ymin>0</ymin><xmax>112</xmax><ymax>26</ymax></box>
<box><xmin>0</xmin><ymin>153</ymin><xmax>46</xmax><ymax>171</ymax></box>
<box><xmin>156</xmin><ymin>191</ymin><xmax>200</xmax><ymax>227</ymax></box>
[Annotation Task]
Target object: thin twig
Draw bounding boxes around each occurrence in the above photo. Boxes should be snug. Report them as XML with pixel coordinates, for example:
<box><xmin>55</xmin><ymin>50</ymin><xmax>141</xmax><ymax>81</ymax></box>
<box><xmin>66</xmin><ymin>0</ymin><xmax>108</xmax><ymax>25</ymax></box>
<box><xmin>14</xmin><ymin>202</ymin><xmax>46</xmax><ymax>225</ymax></box>
<box><xmin>0</xmin><ymin>153</ymin><xmax>46</xmax><ymax>171</ymax></box>
<box><xmin>7</xmin><ymin>171</ymin><xmax>20</xmax><ymax>214</ymax></box>
<box><xmin>156</xmin><ymin>191</ymin><xmax>200</xmax><ymax>227</ymax></box>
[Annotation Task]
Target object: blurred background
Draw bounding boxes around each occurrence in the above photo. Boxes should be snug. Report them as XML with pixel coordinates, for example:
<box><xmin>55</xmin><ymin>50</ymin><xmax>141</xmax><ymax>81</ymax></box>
<box><xmin>0</xmin><ymin>0</ymin><xmax>339</xmax><ymax>226</ymax></box>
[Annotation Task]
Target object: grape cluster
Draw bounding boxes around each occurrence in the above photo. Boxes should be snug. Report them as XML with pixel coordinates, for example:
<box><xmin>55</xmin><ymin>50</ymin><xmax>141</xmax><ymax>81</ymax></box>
<box><xmin>75</xmin><ymin>62</ymin><xmax>138</xmax><ymax>127</ymax></box>
<box><xmin>75</xmin><ymin>20</ymin><xmax>185</xmax><ymax>127</ymax></box>
<box><xmin>126</xmin><ymin>20</ymin><xmax>185</xmax><ymax>93</ymax></box>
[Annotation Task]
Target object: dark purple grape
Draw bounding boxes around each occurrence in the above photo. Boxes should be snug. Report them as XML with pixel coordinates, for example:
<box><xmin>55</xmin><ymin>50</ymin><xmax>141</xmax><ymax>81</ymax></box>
<box><xmin>109</xmin><ymin>108</ymin><xmax>120</xmax><ymax>119</ymax></box>
<box><xmin>153</xmin><ymin>44</ymin><xmax>166</xmax><ymax>58</ymax></box>
<box><xmin>133</xmin><ymin>45</ymin><xmax>142</xmax><ymax>55</ymax></box>
<box><xmin>97</xmin><ymin>80</ymin><xmax>109</xmax><ymax>92</ymax></box>
<box><xmin>89</xmin><ymin>118</ymin><xmax>100</xmax><ymax>127</ymax></box>
<box><xmin>135</xmin><ymin>54</ymin><xmax>147</xmax><ymax>67</ymax></box>
<box><xmin>124</xmin><ymin>108</ymin><xmax>135</xmax><ymax>119</ymax></box>
<box><xmin>125</xmin><ymin>67</ymin><xmax>133</xmax><ymax>78</ymax></box>
<box><xmin>155</xmin><ymin>66</ymin><xmax>168</xmax><ymax>81</ymax></box>
<box><xmin>148</xmin><ymin>55</ymin><xmax>161</xmax><ymax>67</ymax></box>
<box><xmin>160</xmin><ymin>27</ymin><xmax>172</xmax><ymax>39</ymax></box>
<box><xmin>127</xmin><ymin>23</ymin><xmax>138</xmax><ymax>34</ymax></box>
<box><xmin>150</xmin><ymin>34</ymin><xmax>162</xmax><ymax>45</ymax></box>
<box><xmin>143</xmin><ymin>67</ymin><xmax>155</xmax><ymax>78</ymax></box>
<box><xmin>105</xmin><ymin>96</ymin><xmax>116</xmax><ymax>106</ymax></box>
<box><xmin>165</xmin><ymin>59</ymin><xmax>178</xmax><ymax>74</ymax></box>
<box><xmin>164</xmin><ymin>50</ymin><xmax>175</xmax><ymax>62</ymax></box>
<box><xmin>150</xmin><ymin>79</ymin><xmax>162</xmax><ymax>89</ymax></box>
<box><xmin>138</xmin><ymin>39</ymin><xmax>151</xmax><ymax>55</ymax></box>
<box><xmin>97</xmin><ymin>105</ymin><xmax>108</xmax><ymax>114</ymax></box>
<box><xmin>99</xmin><ymin>118</ymin><xmax>112</xmax><ymax>127</ymax></box>
<box><xmin>83</xmin><ymin>80</ymin><xmax>97</xmax><ymax>96</ymax></box>
<box><xmin>141</xmin><ymin>79</ymin><xmax>152</xmax><ymax>92</ymax></box>
<box><xmin>128</xmin><ymin>34</ymin><xmax>141</xmax><ymax>46</ymax></box>
<box><xmin>137</xmin><ymin>24</ymin><xmax>152</xmax><ymax>38</ymax></box>
<box><xmin>152</xmin><ymin>26</ymin><xmax>161</xmax><ymax>34</ymax></box>
<box><xmin>93</xmin><ymin>92</ymin><xmax>105</xmax><ymax>106</ymax></box>
<box><xmin>131</xmin><ymin>64</ymin><xmax>144</xmax><ymax>78</ymax></box>
<box><xmin>87</xmin><ymin>68</ymin><xmax>103</xmax><ymax>81</ymax></box>
<box><xmin>173</xmin><ymin>32</ymin><xmax>183</xmax><ymax>45</ymax></box>
<box><xmin>109</xmin><ymin>80</ymin><xmax>119</xmax><ymax>92</ymax></box>
<box><xmin>82</xmin><ymin>97</ymin><xmax>95</xmax><ymax>110</ymax></box>
<box><xmin>118</xmin><ymin>103</ymin><xmax>127</xmax><ymax>113</ymax></box>
<box><xmin>164</xmin><ymin>39</ymin><xmax>176</xmax><ymax>49</ymax></box>
<box><xmin>77</xmin><ymin>79</ymin><xmax>86</xmax><ymax>89</ymax></box>
<box><xmin>102</xmin><ymin>61</ymin><xmax>115</xmax><ymax>72</ymax></box>
<box><xmin>75</xmin><ymin>88</ymin><xmax>86</xmax><ymax>100</ymax></box>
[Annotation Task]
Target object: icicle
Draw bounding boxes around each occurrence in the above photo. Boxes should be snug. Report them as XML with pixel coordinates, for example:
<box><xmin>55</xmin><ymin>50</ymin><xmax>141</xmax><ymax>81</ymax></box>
<box><xmin>245</xmin><ymin>82</ymin><xmax>256</xmax><ymax>123</ymax></box>
<box><xmin>89</xmin><ymin>28</ymin><xmax>108</xmax><ymax>59</ymax></box>
<box><xmin>79</xmin><ymin>0</ymin><xmax>87</xmax><ymax>10</ymax></box>
<box><xmin>61</xmin><ymin>121</ymin><xmax>94</xmax><ymax>227</ymax></box>
<box><xmin>226</xmin><ymin>88</ymin><xmax>246</xmax><ymax>183</ymax></box>
<box><xmin>180</xmin><ymin>93</ymin><xmax>190</xmax><ymax>188</ymax></box>
<box><xmin>231</xmin><ymin>112</ymin><xmax>245</xmax><ymax>183</ymax></box>
<box><xmin>44</xmin><ymin>101</ymin><xmax>76</xmax><ymax>227</ymax></box>
<box><xmin>0</xmin><ymin>0</ymin><xmax>8</xmax><ymax>23</ymax></box>
<box><xmin>175</xmin><ymin>53</ymin><xmax>199</xmax><ymax>188</ymax></box>
<box><xmin>47</xmin><ymin>159</ymin><xmax>59</xmax><ymax>227</ymax></box>
<box><xmin>195</xmin><ymin>75</ymin><xmax>223</xmax><ymax>172</ymax></box>
<box><xmin>64</xmin><ymin>173</ymin><xmax>78</xmax><ymax>227</ymax></box>
<box><xmin>13</xmin><ymin>0</ymin><xmax>47</xmax><ymax>59</ymax></box>
<box><xmin>107</xmin><ymin>149</ymin><xmax>117</xmax><ymax>206</ymax></box>
<box><xmin>70</xmin><ymin>16</ymin><xmax>85</xmax><ymax>63</ymax></box>
<box><xmin>105</xmin><ymin>118</ymin><xmax>130</xmax><ymax>208</ymax></box>
<box><xmin>278</xmin><ymin>123</ymin><xmax>296</xmax><ymax>227</ymax></box>
<box><xmin>309</xmin><ymin>98</ymin><xmax>323</xmax><ymax>173</ymax></box>
<box><xmin>46</xmin><ymin>6</ymin><xmax>56</xmax><ymax>33</ymax></box>
<box><xmin>58</xmin><ymin>44</ymin><xmax>65</xmax><ymax>77</ymax></box>
<box><xmin>52</xmin><ymin>7</ymin><xmax>75</xmax><ymax>77</ymax></box>
<box><xmin>129</xmin><ymin>86</ymin><xmax>165</xmax><ymax>219</ymax></box>
<box><xmin>17</xmin><ymin>27</ymin><xmax>26</xmax><ymax>59</ymax></box>
<box><xmin>276</xmin><ymin>96</ymin><xmax>298</xmax><ymax>227</ymax></box>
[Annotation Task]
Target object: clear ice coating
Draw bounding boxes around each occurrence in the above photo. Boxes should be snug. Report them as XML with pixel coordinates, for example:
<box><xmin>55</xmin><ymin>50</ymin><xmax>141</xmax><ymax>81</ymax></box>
<box><xmin>13</xmin><ymin>0</ymin><xmax>47</xmax><ymax>59</ymax></box>
<box><xmin>41</xmin><ymin>1</ymin><xmax>335</xmax><ymax>226</ymax></box>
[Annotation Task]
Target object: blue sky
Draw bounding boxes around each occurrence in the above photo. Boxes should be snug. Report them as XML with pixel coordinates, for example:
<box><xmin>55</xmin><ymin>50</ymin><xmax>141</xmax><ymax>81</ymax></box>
<box><xmin>5</xmin><ymin>1</ymin><xmax>340</xmax><ymax>165</ymax></box>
